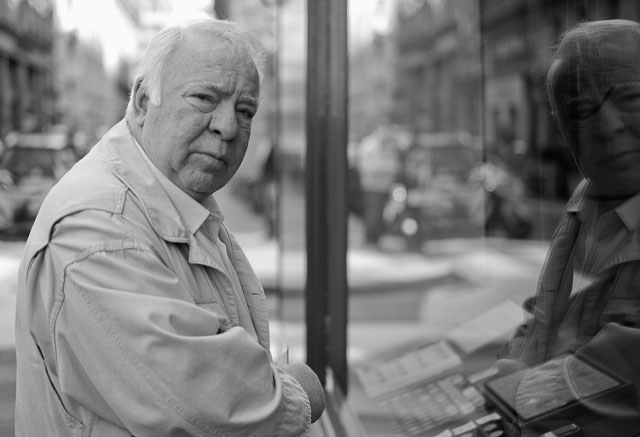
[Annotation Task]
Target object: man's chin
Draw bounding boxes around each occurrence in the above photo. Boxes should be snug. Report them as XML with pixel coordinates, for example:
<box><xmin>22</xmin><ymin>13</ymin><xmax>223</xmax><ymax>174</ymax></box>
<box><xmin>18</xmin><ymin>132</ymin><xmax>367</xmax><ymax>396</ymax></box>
<box><xmin>181</xmin><ymin>179</ymin><xmax>225</xmax><ymax>202</ymax></box>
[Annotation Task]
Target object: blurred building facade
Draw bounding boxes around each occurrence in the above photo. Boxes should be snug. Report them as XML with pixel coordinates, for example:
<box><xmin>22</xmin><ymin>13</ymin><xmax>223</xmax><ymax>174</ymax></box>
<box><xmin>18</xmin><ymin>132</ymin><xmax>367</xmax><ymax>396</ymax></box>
<box><xmin>0</xmin><ymin>0</ymin><xmax>55</xmax><ymax>138</ymax></box>
<box><xmin>53</xmin><ymin>0</ymin><xmax>141</xmax><ymax>151</ymax></box>
<box><xmin>392</xmin><ymin>0</ymin><xmax>482</xmax><ymax>138</ymax></box>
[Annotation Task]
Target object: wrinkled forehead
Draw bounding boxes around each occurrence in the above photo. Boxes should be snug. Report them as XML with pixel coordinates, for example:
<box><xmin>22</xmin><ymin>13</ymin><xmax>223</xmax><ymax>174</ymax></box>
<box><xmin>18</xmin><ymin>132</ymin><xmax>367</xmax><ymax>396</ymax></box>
<box><xmin>172</xmin><ymin>31</ymin><xmax>260</xmax><ymax>86</ymax></box>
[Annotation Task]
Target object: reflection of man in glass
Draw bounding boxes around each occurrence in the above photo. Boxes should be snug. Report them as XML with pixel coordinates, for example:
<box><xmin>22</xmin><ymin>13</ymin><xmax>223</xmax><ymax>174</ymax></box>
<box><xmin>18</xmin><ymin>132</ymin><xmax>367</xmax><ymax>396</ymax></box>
<box><xmin>498</xmin><ymin>19</ymin><xmax>640</xmax><ymax>430</ymax></box>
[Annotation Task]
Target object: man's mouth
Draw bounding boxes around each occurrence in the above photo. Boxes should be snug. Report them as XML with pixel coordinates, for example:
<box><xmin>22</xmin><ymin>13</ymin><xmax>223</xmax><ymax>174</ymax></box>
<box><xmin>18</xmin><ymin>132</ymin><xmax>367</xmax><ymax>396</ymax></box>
<box><xmin>195</xmin><ymin>152</ymin><xmax>227</xmax><ymax>166</ymax></box>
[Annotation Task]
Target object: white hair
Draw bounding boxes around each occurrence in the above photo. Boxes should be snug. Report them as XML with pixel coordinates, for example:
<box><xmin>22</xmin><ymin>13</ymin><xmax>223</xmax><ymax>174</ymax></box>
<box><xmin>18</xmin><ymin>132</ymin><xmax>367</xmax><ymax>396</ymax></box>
<box><xmin>126</xmin><ymin>18</ymin><xmax>265</xmax><ymax>115</ymax></box>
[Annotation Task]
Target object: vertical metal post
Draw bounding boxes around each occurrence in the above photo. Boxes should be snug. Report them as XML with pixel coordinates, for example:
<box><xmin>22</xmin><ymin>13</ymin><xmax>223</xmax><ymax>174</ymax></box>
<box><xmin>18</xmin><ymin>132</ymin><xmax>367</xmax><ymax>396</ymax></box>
<box><xmin>305</xmin><ymin>0</ymin><xmax>349</xmax><ymax>393</ymax></box>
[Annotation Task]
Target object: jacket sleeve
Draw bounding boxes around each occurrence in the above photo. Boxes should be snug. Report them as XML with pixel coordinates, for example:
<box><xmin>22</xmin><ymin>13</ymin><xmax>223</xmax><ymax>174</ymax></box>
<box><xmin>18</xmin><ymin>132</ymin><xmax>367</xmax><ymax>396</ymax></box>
<box><xmin>32</xmin><ymin>211</ymin><xmax>311</xmax><ymax>437</ymax></box>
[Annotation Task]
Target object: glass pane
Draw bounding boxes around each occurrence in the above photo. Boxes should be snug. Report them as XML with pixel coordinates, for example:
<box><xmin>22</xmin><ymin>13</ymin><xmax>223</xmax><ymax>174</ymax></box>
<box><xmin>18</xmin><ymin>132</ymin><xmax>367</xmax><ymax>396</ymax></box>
<box><xmin>266</xmin><ymin>0</ymin><xmax>309</xmax><ymax>367</ymax></box>
<box><xmin>346</xmin><ymin>1</ymin><xmax>640</xmax><ymax>436</ymax></box>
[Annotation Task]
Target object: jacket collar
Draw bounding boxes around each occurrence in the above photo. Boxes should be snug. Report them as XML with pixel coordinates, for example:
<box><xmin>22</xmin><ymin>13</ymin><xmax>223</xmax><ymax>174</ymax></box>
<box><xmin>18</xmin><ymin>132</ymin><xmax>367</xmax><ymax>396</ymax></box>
<box><xmin>101</xmin><ymin>119</ymin><xmax>211</xmax><ymax>243</ymax></box>
<box><xmin>567</xmin><ymin>179</ymin><xmax>640</xmax><ymax>231</ymax></box>
<box><xmin>566</xmin><ymin>179</ymin><xmax>589</xmax><ymax>215</ymax></box>
<box><xmin>615</xmin><ymin>192</ymin><xmax>640</xmax><ymax>231</ymax></box>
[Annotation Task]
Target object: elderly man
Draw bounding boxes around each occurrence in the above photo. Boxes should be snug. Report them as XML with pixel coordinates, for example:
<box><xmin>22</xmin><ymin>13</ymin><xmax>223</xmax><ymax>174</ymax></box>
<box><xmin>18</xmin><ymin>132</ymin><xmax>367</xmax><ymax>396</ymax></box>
<box><xmin>15</xmin><ymin>19</ymin><xmax>324</xmax><ymax>436</ymax></box>
<box><xmin>496</xmin><ymin>19</ymin><xmax>640</xmax><ymax>434</ymax></box>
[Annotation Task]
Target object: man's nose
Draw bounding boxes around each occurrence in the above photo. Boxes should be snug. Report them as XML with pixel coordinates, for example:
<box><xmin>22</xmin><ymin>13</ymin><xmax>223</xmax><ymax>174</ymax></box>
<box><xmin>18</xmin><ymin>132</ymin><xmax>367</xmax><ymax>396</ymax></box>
<box><xmin>208</xmin><ymin>102</ymin><xmax>238</xmax><ymax>141</ymax></box>
<box><xmin>594</xmin><ymin>102</ymin><xmax>625</xmax><ymax>139</ymax></box>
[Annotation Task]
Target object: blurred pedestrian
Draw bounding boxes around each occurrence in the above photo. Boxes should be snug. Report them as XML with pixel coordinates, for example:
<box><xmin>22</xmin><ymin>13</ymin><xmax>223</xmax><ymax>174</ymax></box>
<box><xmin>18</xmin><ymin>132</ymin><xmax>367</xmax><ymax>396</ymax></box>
<box><xmin>355</xmin><ymin>126</ymin><xmax>402</xmax><ymax>245</ymax></box>
<box><xmin>496</xmin><ymin>19</ymin><xmax>640</xmax><ymax>433</ymax></box>
<box><xmin>258</xmin><ymin>140</ymin><xmax>278</xmax><ymax>238</ymax></box>
<box><xmin>15</xmin><ymin>18</ymin><xmax>324</xmax><ymax>436</ymax></box>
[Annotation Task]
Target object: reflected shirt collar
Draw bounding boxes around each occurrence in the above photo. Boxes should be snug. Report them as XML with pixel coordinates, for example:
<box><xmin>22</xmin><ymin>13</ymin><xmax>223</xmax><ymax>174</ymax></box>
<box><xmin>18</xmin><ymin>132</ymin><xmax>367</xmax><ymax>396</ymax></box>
<box><xmin>615</xmin><ymin>192</ymin><xmax>640</xmax><ymax>231</ymax></box>
<box><xmin>568</xmin><ymin>183</ymin><xmax>640</xmax><ymax>231</ymax></box>
<box><xmin>131</xmin><ymin>137</ymin><xmax>223</xmax><ymax>235</ymax></box>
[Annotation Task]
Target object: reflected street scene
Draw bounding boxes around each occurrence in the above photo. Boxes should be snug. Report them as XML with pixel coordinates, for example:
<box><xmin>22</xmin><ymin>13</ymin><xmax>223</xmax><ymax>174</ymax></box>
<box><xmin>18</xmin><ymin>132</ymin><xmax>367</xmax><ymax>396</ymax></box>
<box><xmin>2</xmin><ymin>0</ymin><xmax>640</xmax><ymax>436</ymax></box>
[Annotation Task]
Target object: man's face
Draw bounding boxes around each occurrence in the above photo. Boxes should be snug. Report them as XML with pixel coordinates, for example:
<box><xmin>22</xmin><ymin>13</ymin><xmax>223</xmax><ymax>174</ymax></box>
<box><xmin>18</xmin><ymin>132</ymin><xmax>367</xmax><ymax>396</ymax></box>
<box><xmin>569</xmin><ymin>40</ymin><xmax>640</xmax><ymax>198</ymax></box>
<box><xmin>140</xmin><ymin>33</ymin><xmax>260</xmax><ymax>202</ymax></box>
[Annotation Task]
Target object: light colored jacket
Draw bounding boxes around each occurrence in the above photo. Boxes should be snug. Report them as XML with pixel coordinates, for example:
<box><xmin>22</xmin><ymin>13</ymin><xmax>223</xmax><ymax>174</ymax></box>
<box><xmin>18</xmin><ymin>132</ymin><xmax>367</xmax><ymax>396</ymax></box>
<box><xmin>14</xmin><ymin>120</ymin><xmax>311</xmax><ymax>436</ymax></box>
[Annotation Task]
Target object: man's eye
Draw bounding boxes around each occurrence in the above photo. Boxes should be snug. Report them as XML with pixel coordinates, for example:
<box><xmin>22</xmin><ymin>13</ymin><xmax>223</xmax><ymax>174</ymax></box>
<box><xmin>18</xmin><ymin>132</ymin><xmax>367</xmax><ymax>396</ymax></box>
<box><xmin>188</xmin><ymin>94</ymin><xmax>217</xmax><ymax>111</ymax></box>
<box><xmin>571</xmin><ymin>103</ymin><xmax>598</xmax><ymax>120</ymax></box>
<box><xmin>237</xmin><ymin>108</ymin><xmax>255</xmax><ymax>119</ymax></box>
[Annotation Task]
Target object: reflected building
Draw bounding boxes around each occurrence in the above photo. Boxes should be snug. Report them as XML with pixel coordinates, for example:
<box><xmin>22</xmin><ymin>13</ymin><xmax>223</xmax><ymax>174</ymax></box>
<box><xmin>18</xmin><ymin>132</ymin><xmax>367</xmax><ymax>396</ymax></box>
<box><xmin>349</xmin><ymin>0</ymin><xmax>397</xmax><ymax>141</ymax></box>
<box><xmin>393</xmin><ymin>0</ymin><xmax>482</xmax><ymax>138</ymax></box>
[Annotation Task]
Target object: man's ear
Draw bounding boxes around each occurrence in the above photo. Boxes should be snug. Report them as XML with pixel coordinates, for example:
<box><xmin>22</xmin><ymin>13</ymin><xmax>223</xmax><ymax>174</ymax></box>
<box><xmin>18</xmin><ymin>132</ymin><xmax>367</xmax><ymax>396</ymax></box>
<box><xmin>131</xmin><ymin>78</ymin><xmax>150</xmax><ymax>128</ymax></box>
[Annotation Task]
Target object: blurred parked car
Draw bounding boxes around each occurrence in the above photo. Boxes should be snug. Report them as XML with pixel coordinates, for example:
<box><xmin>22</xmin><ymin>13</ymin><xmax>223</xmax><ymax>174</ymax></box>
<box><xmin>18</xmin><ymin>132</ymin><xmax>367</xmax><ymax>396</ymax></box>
<box><xmin>0</xmin><ymin>132</ymin><xmax>79</xmax><ymax>232</ymax></box>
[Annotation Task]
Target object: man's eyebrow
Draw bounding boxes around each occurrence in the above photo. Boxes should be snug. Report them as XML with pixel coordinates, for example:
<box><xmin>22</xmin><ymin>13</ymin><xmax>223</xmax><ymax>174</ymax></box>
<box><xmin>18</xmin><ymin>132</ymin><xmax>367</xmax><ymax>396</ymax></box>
<box><xmin>191</xmin><ymin>83</ymin><xmax>261</xmax><ymax>104</ymax></box>
<box><xmin>238</xmin><ymin>94</ymin><xmax>261</xmax><ymax>106</ymax></box>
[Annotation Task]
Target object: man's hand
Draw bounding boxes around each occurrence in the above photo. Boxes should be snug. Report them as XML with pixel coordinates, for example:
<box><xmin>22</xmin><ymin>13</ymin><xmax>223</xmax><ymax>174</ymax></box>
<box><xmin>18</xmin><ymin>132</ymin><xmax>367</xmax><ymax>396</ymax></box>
<box><xmin>492</xmin><ymin>358</ymin><xmax>527</xmax><ymax>375</ymax></box>
<box><xmin>281</xmin><ymin>362</ymin><xmax>326</xmax><ymax>423</ymax></box>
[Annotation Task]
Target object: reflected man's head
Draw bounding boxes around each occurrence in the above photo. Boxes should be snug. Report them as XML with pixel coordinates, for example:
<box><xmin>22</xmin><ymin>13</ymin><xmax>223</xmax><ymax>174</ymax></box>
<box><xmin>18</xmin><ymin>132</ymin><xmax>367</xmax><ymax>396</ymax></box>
<box><xmin>547</xmin><ymin>19</ymin><xmax>640</xmax><ymax>198</ymax></box>
<box><xmin>126</xmin><ymin>19</ymin><xmax>265</xmax><ymax>202</ymax></box>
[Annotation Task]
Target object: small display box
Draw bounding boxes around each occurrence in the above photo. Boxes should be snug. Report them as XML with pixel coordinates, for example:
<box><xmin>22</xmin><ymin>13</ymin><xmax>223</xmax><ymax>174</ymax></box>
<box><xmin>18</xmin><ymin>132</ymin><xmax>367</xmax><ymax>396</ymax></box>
<box><xmin>482</xmin><ymin>354</ymin><xmax>637</xmax><ymax>435</ymax></box>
